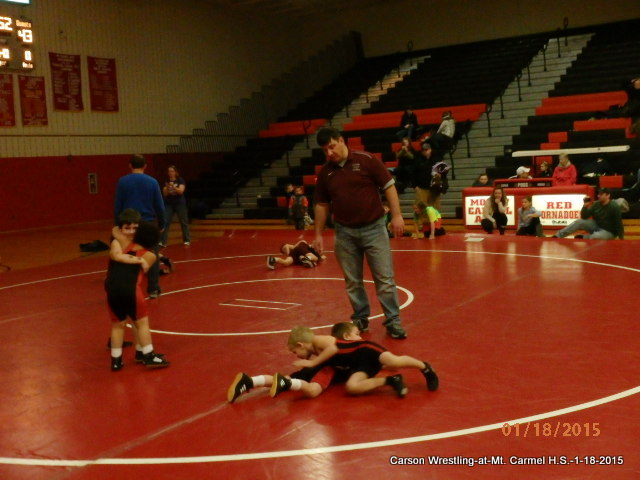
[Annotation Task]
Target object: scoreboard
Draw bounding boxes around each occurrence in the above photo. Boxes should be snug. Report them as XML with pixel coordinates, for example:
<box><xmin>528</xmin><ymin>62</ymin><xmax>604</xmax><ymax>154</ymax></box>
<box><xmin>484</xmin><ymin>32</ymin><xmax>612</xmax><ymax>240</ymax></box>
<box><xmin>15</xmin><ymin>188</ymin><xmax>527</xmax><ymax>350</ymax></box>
<box><xmin>0</xmin><ymin>14</ymin><xmax>33</xmax><ymax>70</ymax></box>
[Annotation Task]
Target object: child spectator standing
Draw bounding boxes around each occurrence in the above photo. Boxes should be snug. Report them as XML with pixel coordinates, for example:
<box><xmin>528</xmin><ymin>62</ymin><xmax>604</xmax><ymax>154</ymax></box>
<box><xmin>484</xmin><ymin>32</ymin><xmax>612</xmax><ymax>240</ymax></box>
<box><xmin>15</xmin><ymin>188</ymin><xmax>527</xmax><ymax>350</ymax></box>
<box><xmin>288</xmin><ymin>185</ymin><xmax>309</xmax><ymax>230</ymax></box>
<box><xmin>516</xmin><ymin>196</ymin><xmax>544</xmax><ymax>237</ymax></box>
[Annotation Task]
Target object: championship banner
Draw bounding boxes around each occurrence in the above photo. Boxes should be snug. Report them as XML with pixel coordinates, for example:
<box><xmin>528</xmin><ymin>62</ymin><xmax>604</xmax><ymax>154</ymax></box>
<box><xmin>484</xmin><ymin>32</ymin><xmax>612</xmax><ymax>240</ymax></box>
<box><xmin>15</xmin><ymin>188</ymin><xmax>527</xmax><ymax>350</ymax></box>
<box><xmin>18</xmin><ymin>75</ymin><xmax>48</xmax><ymax>126</ymax></box>
<box><xmin>49</xmin><ymin>52</ymin><xmax>83</xmax><ymax>111</ymax></box>
<box><xmin>0</xmin><ymin>74</ymin><xmax>16</xmax><ymax>127</ymax></box>
<box><xmin>88</xmin><ymin>56</ymin><xmax>119</xmax><ymax>112</ymax></box>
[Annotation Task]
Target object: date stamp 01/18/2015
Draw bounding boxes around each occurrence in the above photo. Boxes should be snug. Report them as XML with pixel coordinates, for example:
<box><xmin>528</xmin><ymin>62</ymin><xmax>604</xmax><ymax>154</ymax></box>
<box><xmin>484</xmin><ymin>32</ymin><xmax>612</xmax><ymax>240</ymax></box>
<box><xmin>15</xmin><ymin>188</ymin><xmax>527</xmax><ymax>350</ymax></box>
<box><xmin>501</xmin><ymin>421</ymin><xmax>600</xmax><ymax>438</ymax></box>
<box><xmin>386</xmin><ymin>422</ymin><xmax>625</xmax><ymax>467</ymax></box>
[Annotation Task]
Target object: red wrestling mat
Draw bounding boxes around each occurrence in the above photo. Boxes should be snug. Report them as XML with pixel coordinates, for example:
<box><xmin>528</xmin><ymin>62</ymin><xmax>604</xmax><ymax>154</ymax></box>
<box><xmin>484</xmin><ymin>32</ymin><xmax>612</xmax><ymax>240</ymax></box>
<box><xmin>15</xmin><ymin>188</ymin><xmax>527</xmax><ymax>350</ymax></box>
<box><xmin>0</xmin><ymin>230</ymin><xmax>638</xmax><ymax>480</ymax></box>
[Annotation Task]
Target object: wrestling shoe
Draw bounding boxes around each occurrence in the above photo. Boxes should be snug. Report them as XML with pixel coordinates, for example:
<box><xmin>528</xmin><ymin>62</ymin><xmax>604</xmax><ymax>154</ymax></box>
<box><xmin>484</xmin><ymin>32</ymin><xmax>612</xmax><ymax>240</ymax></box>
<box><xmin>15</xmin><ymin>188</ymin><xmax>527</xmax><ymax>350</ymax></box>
<box><xmin>422</xmin><ymin>362</ymin><xmax>439</xmax><ymax>391</ymax></box>
<box><xmin>135</xmin><ymin>350</ymin><xmax>166</xmax><ymax>363</ymax></box>
<box><xmin>386</xmin><ymin>323</ymin><xmax>407</xmax><ymax>339</ymax></box>
<box><xmin>352</xmin><ymin>318</ymin><xmax>369</xmax><ymax>333</ymax></box>
<box><xmin>386</xmin><ymin>374</ymin><xmax>408</xmax><ymax>398</ymax></box>
<box><xmin>111</xmin><ymin>356</ymin><xmax>124</xmax><ymax>372</ymax></box>
<box><xmin>299</xmin><ymin>255</ymin><xmax>315</xmax><ymax>268</ymax></box>
<box><xmin>142</xmin><ymin>352</ymin><xmax>170</xmax><ymax>368</ymax></box>
<box><xmin>269</xmin><ymin>373</ymin><xmax>291</xmax><ymax>398</ymax></box>
<box><xmin>227</xmin><ymin>372</ymin><xmax>253</xmax><ymax>403</ymax></box>
<box><xmin>266</xmin><ymin>255</ymin><xmax>276</xmax><ymax>270</ymax></box>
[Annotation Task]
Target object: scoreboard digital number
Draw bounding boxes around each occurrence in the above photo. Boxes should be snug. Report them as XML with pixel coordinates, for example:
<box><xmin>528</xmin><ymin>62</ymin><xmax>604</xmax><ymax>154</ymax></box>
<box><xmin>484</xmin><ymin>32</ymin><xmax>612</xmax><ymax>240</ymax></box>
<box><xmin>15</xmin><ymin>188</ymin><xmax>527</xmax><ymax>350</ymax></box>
<box><xmin>0</xmin><ymin>15</ymin><xmax>33</xmax><ymax>70</ymax></box>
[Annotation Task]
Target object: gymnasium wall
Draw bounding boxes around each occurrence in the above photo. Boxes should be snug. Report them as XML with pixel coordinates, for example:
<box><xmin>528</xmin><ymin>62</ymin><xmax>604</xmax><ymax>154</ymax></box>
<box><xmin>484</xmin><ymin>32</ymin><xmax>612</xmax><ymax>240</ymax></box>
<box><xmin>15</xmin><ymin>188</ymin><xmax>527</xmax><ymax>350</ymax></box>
<box><xmin>3</xmin><ymin>0</ymin><xmax>636</xmax><ymax>159</ymax></box>
<box><xmin>1</xmin><ymin>0</ymin><xmax>639</xmax><ymax>231</ymax></box>
<box><xmin>0</xmin><ymin>153</ymin><xmax>222</xmax><ymax>232</ymax></box>
<box><xmin>318</xmin><ymin>0</ymin><xmax>640</xmax><ymax>57</ymax></box>
<box><xmin>0</xmin><ymin>0</ymin><xmax>335</xmax><ymax>158</ymax></box>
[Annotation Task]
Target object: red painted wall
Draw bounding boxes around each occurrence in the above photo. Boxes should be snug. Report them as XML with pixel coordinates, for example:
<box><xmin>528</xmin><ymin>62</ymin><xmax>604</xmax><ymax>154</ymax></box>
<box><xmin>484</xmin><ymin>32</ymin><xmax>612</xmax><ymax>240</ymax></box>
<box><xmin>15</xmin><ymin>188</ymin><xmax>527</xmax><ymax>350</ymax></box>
<box><xmin>0</xmin><ymin>152</ymin><xmax>223</xmax><ymax>232</ymax></box>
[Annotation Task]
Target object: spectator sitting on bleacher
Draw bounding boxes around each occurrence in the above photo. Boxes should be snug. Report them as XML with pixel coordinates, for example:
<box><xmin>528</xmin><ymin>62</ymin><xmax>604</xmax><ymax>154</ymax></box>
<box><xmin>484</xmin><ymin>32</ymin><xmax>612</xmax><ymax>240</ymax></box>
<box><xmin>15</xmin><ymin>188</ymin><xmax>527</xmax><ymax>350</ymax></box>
<box><xmin>552</xmin><ymin>154</ymin><xmax>577</xmax><ymax>186</ymax></box>
<box><xmin>509</xmin><ymin>166</ymin><xmax>532</xmax><ymax>187</ymax></box>
<box><xmin>472</xmin><ymin>173</ymin><xmax>491</xmax><ymax>187</ymax></box>
<box><xmin>396</xmin><ymin>108</ymin><xmax>420</xmax><ymax>140</ymax></box>
<box><xmin>424</xmin><ymin>111</ymin><xmax>455</xmax><ymax>160</ymax></box>
<box><xmin>596</xmin><ymin>77</ymin><xmax>640</xmax><ymax>128</ymax></box>
<box><xmin>538</xmin><ymin>161</ymin><xmax>552</xmax><ymax>178</ymax></box>
<box><xmin>392</xmin><ymin>137</ymin><xmax>416</xmax><ymax>194</ymax></box>
<box><xmin>395</xmin><ymin>137</ymin><xmax>416</xmax><ymax>162</ymax></box>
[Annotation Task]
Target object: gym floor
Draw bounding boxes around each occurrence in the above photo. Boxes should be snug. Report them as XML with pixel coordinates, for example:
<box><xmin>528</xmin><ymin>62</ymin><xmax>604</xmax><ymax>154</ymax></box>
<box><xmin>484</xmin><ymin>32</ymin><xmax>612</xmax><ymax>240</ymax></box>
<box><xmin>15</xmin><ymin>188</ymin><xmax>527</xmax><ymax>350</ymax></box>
<box><xmin>0</xmin><ymin>225</ymin><xmax>638</xmax><ymax>479</ymax></box>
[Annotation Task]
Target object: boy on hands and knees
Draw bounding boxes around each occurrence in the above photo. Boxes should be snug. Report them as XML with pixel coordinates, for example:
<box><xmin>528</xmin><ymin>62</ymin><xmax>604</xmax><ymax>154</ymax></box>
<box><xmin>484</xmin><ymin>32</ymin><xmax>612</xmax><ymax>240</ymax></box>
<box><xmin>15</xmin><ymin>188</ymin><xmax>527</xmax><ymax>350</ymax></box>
<box><xmin>412</xmin><ymin>201</ymin><xmax>446</xmax><ymax>239</ymax></box>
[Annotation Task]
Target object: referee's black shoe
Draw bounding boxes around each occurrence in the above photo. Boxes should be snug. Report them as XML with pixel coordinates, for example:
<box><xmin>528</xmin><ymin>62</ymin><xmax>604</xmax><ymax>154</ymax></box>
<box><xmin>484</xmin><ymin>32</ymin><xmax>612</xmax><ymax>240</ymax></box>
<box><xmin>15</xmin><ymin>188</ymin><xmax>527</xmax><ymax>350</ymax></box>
<box><xmin>386</xmin><ymin>323</ymin><xmax>407</xmax><ymax>339</ymax></box>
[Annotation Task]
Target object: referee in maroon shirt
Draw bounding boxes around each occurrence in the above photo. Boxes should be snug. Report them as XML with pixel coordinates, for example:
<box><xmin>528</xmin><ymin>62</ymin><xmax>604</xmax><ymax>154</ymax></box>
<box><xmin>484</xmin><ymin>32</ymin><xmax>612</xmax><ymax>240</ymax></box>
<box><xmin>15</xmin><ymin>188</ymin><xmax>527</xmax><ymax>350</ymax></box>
<box><xmin>313</xmin><ymin>127</ymin><xmax>407</xmax><ymax>339</ymax></box>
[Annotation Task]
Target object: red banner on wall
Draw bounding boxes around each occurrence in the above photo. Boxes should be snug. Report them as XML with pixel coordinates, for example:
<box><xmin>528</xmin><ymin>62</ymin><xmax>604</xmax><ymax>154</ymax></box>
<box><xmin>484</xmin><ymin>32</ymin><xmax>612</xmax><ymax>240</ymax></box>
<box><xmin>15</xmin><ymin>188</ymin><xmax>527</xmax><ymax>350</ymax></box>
<box><xmin>88</xmin><ymin>56</ymin><xmax>119</xmax><ymax>112</ymax></box>
<box><xmin>0</xmin><ymin>74</ymin><xmax>16</xmax><ymax>127</ymax></box>
<box><xmin>18</xmin><ymin>75</ymin><xmax>48</xmax><ymax>126</ymax></box>
<box><xmin>49</xmin><ymin>52</ymin><xmax>83</xmax><ymax>112</ymax></box>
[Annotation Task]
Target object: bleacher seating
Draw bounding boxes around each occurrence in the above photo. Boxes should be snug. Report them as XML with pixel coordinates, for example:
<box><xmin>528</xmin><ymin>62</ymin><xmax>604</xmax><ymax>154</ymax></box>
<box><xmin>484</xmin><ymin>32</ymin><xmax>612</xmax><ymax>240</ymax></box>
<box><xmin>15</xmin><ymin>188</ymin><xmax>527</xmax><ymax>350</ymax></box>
<box><xmin>205</xmin><ymin>19</ymin><xmax>640</xmax><ymax>220</ymax></box>
<box><xmin>342</xmin><ymin>104</ymin><xmax>486</xmax><ymax>132</ymax></box>
<box><xmin>188</xmin><ymin>135</ymin><xmax>301</xmax><ymax>216</ymax></box>
<box><xmin>278</xmin><ymin>55</ymin><xmax>406</xmax><ymax>122</ymax></box>
<box><xmin>365</xmin><ymin>35</ymin><xmax>547</xmax><ymax>113</ymax></box>
<box><xmin>258</xmin><ymin>118</ymin><xmax>327</xmax><ymax>138</ymax></box>
<box><xmin>493</xmin><ymin>19</ymin><xmax>640</xmax><ymax>185</ymax></box>
<box><xmin>534</xmin><ymin>91</ymin><xmax>628</xmax><ymax>116</ymax></box>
